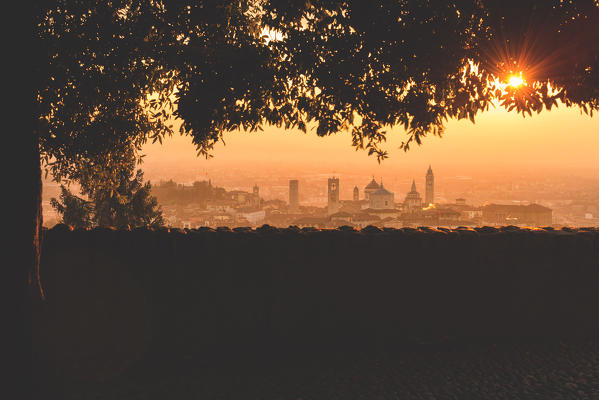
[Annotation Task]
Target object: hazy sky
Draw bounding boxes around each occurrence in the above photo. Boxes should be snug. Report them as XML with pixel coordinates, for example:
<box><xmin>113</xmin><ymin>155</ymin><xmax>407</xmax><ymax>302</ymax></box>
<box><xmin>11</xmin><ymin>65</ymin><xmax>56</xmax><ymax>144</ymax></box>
<box><xmin>140</xmin><ymin>103</ymin><xmax>598</xmax><ymax>180</ymax></box>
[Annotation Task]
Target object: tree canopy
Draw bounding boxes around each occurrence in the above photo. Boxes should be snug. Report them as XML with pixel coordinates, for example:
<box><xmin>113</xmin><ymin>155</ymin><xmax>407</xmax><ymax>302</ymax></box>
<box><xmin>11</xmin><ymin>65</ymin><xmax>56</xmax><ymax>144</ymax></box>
<box><xmin>35</xmin><ymin>0</ymin><xmax>174</xmax><ymax>182</ymax></box>
<box><xmin>36</xmin><ymin>0</ymin><xmax>598</xmax><ymax>173</ymax></box>
<box><xmin>173</xmin><ymin>0</ymin><xmax>599</xmax><ymax>159</ymax></box>
<box><xmin>36</xmin><ymin>0</ymin><xmax>599</xmax><ymax>174</ymax></box>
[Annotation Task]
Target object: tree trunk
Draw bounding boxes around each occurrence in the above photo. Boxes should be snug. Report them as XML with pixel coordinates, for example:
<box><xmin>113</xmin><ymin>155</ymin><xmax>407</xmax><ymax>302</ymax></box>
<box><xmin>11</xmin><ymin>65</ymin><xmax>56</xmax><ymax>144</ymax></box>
<box><xmin>31</xmin><ymin>132</ymin><xmax>44</xmax><ymax>299</ymax></box>
<box><xmin>24</xmin><ymin>129</ymin><xmax>44</xmax><ymax>398</ymax></box>
<box><xmin>26</xmin><ymin>4</ymin><xmax>44</xmax><ymax>396</ymax></box>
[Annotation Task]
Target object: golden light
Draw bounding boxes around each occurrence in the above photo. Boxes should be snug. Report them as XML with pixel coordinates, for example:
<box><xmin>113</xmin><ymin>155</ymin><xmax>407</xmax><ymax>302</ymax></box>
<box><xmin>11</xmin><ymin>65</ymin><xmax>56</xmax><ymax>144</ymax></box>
<box><xmin>507</xmin><ymin>74</ymin><xmax>525</xmax><ymax>88</ymax></box>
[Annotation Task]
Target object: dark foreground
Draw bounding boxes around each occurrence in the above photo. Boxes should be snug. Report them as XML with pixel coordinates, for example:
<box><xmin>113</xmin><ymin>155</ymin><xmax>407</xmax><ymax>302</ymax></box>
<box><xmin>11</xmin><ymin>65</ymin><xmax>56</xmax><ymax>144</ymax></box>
<box><xmin>35</xmin><ymin>226</ymin><xmax>599</xmax><ymax>398</ymax></box>
<box><xmin>36</xmin><ymin>339</ymin><xmax>599</xmax><ymax>400</ymax></box>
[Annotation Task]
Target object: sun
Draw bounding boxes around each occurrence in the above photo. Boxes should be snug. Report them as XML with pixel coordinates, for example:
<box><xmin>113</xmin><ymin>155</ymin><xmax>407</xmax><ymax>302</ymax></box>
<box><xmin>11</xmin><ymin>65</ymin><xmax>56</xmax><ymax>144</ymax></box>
<box><xmin>507</xmin><ymin>74</ymin><xmax>525</xmax><ymax>88</ymax></box>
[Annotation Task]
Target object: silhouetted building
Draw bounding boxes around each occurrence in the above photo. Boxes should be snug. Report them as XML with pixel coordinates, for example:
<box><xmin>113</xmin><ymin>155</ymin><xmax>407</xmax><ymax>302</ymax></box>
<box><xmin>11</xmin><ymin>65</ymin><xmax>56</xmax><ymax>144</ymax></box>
<box><xmin>438</xmin><ymin>208</ymin><xmax>461</xmax><ymax>225</ymax></box>
<box><xmin>252</xmin><ymin>184</ymin><xmax>260</xmax><ymax>207</ymax></box>
<box><xmin>369</xmin><ymin>180</ymin><xmax>395</xmax><ymax>209</ymax></box>
<box><xmin>328</xmin><ymin>177</ymin><xmax>340</xmax><ymax>215</ymax></box>
<box><xmin>289</xmin><ymin>179</ymin><xmax>299</xmax><ymax>213</ymax></box>
<box><xmin>482</xmin><ymin>204</ymin><xmax>552</xmax><ymax>226</ymax></box>
<box><xmin>351</xmin><ymin>213</ymin><xmax>381</xmax><ymax>228</ymax></box>
<box><xmin>230</xmin><ymin>190</ymin><xmax>260</xmax><ymax>207</ymax></box>
<box><xmin>292</xmin><ymin>216</ymin><xmax>329</xmax><ymax>228</ymax></box>
<box><xmin>362</xmin><ymin>208</ymin><xmax>401</xmax><ymax>219</ymax></box>
<box><xmin>446</xmin><ymin>201</ymin><xmax>483</xmax><ymax>224</ymax></box>
<box><xmin>364</xmin><ymin>178</ymin><xmax>379</xmax><ymax>200</ymax></box>
<box><xmin>403</xmin><ymin>180</ymin><xmax>423</xmax><ymax>212</ymax></box>
<box><xmin>330</xmin><ymin>211</ymin><xmax>352</xmax><ymax>224</ymax></box>
<box><xmin>339</xmin><ymin>199</ymin><xmax>367</xmax><ymax>214</ymax></box>
<box><xmin>425</xmin><ymin>165</ymin><xmax>434</xmax><ymax>205</ymax></box>
<box><xmin>353</xmin><ymin>186</ymin><xmax>359</xmax><ymax>201</ymax></box>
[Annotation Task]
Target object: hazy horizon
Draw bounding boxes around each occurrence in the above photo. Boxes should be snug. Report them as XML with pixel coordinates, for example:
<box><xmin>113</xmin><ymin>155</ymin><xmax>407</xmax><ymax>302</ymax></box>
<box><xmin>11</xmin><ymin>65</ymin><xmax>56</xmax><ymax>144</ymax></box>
<box><xmin>42</xmin><ymin>101</ymin><xmax>598</xmax><ymax>228</ymax></box>
<box><xmin>138</xmin><ymin>103</ymin><xmax>598</xmax><ymax>182</ymax></box>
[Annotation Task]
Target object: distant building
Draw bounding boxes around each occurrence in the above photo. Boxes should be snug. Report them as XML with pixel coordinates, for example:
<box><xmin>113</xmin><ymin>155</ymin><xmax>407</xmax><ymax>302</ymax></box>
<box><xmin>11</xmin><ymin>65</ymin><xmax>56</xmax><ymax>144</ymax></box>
<box><xmin>236</xmin><ymin>208</ymin><xmax>266</xmax><ymax>225</ymax></box>
<box><xmin>380</xmin><ymin>217</ymin><xmax>403</xmax><ymax>229</ymax></box>
<box><xmin>212</xmin><ymin>213</ymin><xmax>234</xmax><ymax>226</ymax></box>
<box><xmin>339</xmin><ymin>199</ymin><xmax>367</xmax><ymax>214</ymax></box>
<box><xmin>403</xmin><ymin>180</ymin><xmax>423</xmax><ymax>212</ymax></box>
<box><xmin>230</xmin><ymin>190</ymin><xmax>249</xmax><ymax>204</ymax></box>
<box><xmin>265</xmin><ymin>212</ymin><xmax>297</xmax><ymax>227</ymax></box>
<box><xmin>289</xmin><ymin>179</ymin><xmax>299</xmax><ymax>213</ymax></box>
<box><xmin>292</xmin><ymin>216</ymin><xmax>329</xmax><ymax>229</ymax></box>
<box><xmin>206</xmin><ymin>200</ymin><xmax>236</xmax><ymax>212</ymax></box>
<box><xmin>482</xmin><ymin>204</ymin><xmax>552</xmax><ymax>226</ymax></box>
<box><xmin>252</xmin><ymin>184</ymin><xmax>260</xmax><ymax>207</ymax></box>
<box><xmin>328</xmin><ymin>177</ymin><xmax>340</xmax><ymax>215</ymax></box>
<box><xmin>330</xmin><ymin>211</ymin><xmax>352</xmax><ymax>224</ymax></box>
<box><xmin>364</xmin><ymin>178</ymin><xmax>379</xmax><ymax>200</ymax></box>
<box><xmin>413</xmin><ymin>207</ymin><xmax>461</xmax><ymax>227</ymax></box>
<box><xmin>353</xmin><ymin>186</ymin><xmax>359</xmax><ymax>201</ymax></box>
<box><xmin>443</xmin><ymin>199</ymin><xmax>481</xmax><ymax>223</ymax></box>
<box><xmin>437</xmin><ymin>208</ymin><xmax>461</xmax><ymax>225</ymax></box>
<box><xmin>425</xmin><ymin>165</ymin><xmax>434</xmax><ymax>205</ymax></box>
<box><xmin>362</xmin><ymin>208</ymin><xmax>401</xmax><ymax>219</ymax></box>
<box><xmin>368</xmin><ymin>180</ymin><xmax>395</xmax><ymax>210</ymax></box>
<box><xmin>351</xmin><ymin>213</ymin><xmax>381</xmax><ymax>229</ymax></box>
<box><xmin>459</xmin><ymin>207</ymin><xmax>483</xmax><ymax>222</ymax></box>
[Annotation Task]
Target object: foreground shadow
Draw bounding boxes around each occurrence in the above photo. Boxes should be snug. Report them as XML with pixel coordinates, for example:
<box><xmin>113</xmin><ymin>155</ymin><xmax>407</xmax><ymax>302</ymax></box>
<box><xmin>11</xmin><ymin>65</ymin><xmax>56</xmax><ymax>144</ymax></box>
<box><xmin>33</xmin><ymin>225</ymin><xmax>599</xmax><ymax>398</ymax></box>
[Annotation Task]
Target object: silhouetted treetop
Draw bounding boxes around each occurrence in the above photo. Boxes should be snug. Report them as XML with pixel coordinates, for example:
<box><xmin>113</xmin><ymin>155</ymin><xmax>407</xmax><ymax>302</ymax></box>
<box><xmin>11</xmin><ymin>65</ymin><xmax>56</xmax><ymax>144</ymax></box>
<box><xmin>51</xmin><ymin>147</ymin><xmax>164</xmax><ymax>229</ymax></box>
<box><xmin>37</xmin><ymin>0</ymin><xmax>598</xmax><ymax>169</ymax></box>
<box><xmin>35</xmin><ymin>0</ymin><xmax>175</xmax><ymax>181</ymax></box>
<box><xmin>161</xmin><ymin>0</ymin><xmax>597</xmax><ymax>160</ymax></box>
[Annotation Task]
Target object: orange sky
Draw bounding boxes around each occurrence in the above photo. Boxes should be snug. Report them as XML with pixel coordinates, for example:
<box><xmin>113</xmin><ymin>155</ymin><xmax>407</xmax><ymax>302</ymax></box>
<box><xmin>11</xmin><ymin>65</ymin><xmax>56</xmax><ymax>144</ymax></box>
<box><xmin>140</xmin><ymin>103</ymin><xmax>598</xmax><ymax>180</ymax></box>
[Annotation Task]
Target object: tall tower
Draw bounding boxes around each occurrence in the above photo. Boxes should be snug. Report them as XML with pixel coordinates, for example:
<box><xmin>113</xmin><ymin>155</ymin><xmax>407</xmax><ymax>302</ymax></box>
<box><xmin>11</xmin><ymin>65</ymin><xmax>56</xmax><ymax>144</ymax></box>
<box><xmin>252</xmin><ymin>184</ymin><xmax>260</xmax><ymax>207</ymax></box>
<box><xmin>289</xmin><ymin>179</ymin><xmax>299</xmax><ymax>213</ymax></box>
<box><xmin>425</xmin><ymin>165</ymin><xmax>434</xmax><ymax>205</ymax></box>
<box><xmin>353</xmin><ymin>186</ymin><xmax>359</xmax><ymax>201</ymax></box>
<box><xmin>404</xmin><ymin>179</ymin><xmax>422</xmax><ymax>212</ymax></box>
<box><xmin>327</xmin><ymin>177</ymin><xmax>340</xmax><ymax>215</ymax></box>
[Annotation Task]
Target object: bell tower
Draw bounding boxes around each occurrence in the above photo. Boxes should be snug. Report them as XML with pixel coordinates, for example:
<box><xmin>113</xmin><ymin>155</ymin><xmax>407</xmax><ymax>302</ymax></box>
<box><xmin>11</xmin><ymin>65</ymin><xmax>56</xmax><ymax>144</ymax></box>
<box><xmin>289</xmin><ymin>179</ymin><xmax>299</xmax><ymax>213</ymax></box>
<box><xmin>327</xmin><ymin>177</ymin><xmax>340</xmax><ymax>215</ymax></box>
<box><xmin>425</xmin><ymin>165</ymin><xmax>434</xmax><ymax>206</ymax></box>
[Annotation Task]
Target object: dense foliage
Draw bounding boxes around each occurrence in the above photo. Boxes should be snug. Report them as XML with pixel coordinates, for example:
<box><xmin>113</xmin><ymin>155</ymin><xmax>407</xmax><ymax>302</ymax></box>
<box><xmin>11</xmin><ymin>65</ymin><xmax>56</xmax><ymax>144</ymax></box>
<box><xmin>50</xmin><ymin>187</ymin><xmax>95</xmax><ymax>229</ymax></box>
<box><xmin>51</xmin><ymin>150</ymin><xmax>164</xmax><ymax>228</ymax></box>
<box><xmin>36</xmin><ymin>1</ymin><xmax>598</xmax><ymax>172</ymax></box>
<box><xmin>35</xmin><ymin>0</ymin><xmax>175</xmax><ymax>182</ymax></box>
<box><xmin>174</xmin><ymin>0</ymin><xmax>599</xmax><ymax>159</ymax></box>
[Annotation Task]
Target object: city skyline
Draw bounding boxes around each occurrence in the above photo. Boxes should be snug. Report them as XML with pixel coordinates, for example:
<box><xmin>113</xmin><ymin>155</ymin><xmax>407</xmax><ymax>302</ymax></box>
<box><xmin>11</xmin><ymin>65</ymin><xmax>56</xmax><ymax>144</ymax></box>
<box><xmin>43</xmin><ymin>162</ymin><xmax>598</xmax><ymax>228</ymax></box>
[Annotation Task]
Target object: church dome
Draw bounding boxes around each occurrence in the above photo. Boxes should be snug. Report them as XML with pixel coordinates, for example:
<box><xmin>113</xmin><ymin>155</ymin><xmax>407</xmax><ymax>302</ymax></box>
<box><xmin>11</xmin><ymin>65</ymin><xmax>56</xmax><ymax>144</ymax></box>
<box><xmin>371</xmin><ymin>186</ymin><xmax>393</xmax><ymax>196</ymax></box>
<box><xmin>365</xmin><ymin>179</ymin><xmax>379</xmax><ymax>190</ymax></box>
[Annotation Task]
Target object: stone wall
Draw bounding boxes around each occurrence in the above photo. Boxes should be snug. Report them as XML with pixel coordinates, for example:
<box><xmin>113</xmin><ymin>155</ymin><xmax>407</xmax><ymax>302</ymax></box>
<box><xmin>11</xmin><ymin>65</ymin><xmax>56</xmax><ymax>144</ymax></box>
<box><xmin>33</xmin><ymin>225</ymin><xmax>599</xmax><ymax>380</ymax></box>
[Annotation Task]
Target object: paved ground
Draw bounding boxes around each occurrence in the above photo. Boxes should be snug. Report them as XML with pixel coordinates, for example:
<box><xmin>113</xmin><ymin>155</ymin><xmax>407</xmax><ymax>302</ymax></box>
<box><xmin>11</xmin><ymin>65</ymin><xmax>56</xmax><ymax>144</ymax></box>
<box><xmin>38</xmin><ymin>339</ymin><xmax>599</xmax><ymax>400</ymax></box>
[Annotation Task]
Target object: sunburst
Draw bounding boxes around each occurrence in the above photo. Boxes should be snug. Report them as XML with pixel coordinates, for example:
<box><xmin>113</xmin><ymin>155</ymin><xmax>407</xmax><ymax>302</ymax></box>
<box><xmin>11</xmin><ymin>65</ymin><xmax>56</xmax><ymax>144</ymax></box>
<box><xmin>507</xmin><ymin>74</ymin><xmax>525</xmax><ymax>88</ymax></box>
